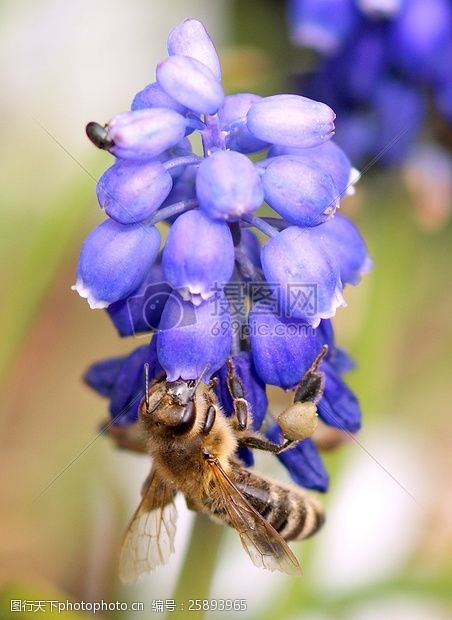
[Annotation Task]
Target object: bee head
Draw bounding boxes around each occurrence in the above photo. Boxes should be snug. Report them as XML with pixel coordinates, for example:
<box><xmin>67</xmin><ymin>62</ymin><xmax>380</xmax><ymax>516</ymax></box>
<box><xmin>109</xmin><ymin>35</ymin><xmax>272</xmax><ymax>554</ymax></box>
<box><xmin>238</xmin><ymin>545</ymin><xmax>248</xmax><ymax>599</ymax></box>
<box><xmin>140</xmin><ymin>378</ymin><xmax>198</xmax><ymax>436</ymax></box>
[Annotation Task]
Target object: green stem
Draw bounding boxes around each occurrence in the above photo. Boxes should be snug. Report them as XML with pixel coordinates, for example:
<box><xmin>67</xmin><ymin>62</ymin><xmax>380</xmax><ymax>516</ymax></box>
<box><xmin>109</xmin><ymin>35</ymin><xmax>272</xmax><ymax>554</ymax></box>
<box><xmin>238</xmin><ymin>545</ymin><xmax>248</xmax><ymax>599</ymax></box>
<box><xmin>168</xmin><ymin>514</ymin><xmax>224</xmax><ymax>620</ymax></box>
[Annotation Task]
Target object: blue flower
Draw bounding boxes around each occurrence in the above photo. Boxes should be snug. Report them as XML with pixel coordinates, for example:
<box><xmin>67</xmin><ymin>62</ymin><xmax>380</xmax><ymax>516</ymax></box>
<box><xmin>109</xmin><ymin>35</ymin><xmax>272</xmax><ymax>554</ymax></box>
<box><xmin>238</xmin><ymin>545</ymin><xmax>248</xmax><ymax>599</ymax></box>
<box><xmin>85</xmin><ymin>341</ymin><xmax>162</xmax><ymax>426</ymax></box>
<box><xmin>73</xmin><ymin>220</ymin><xmax>161</xmax><ymax>308</ymax></box>
<box><xmin>106</xmin><ymin>259</ymin><xmax>171</xmax><ymax>337</ymax></box>
<box><xmin>80</xmin><ymin>18</ymin><xmax>369</xmax><ymax>494</ymax></box>
<box><xmin>266</xmin><ymin>424</ymin><xmax>329</xmax><ymax>492</ymax></box>
<box><xmin>290</xmin><ymin>0</ymin><xmax>452</xmax><ymax>166</ymax></box>
<box><xmin>156</xmin><ymin>291</ymin><xmax>232</xmax><ymax>381</ymax></box>
<box><xmin>162</xmin><ymin>209</ymin><xmax>235</xmax><ymax>303</ymax></box>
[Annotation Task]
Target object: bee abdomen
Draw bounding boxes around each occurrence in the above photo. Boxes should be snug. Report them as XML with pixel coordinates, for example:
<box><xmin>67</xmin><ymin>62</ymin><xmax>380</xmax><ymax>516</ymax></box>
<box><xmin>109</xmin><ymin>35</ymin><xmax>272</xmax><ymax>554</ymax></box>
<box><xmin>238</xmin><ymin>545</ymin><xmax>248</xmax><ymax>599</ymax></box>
<box><xmin>235</xmin><ymin>469</ymin><xmax>325</xmax><ymax>541</ymax></box>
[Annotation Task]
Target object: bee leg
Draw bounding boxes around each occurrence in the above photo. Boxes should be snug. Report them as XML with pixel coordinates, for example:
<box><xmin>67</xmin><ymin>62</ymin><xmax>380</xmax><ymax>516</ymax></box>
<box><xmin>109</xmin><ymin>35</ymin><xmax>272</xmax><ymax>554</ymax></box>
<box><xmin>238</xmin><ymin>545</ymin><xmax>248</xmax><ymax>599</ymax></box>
<box><xmin>226</xmin><ymin>357</ymin><xmax>250</xmax><ymax>431</ymax></box>
<box><xmin>99</xmin><ymin>419</ymin><xmax>148</xmax><ymax>453</ymax></box>
<box><xmin>202</xmin><ymin>405</ymin><xmax>217</xmax><ymax>435</ymax></box>
<box><xmin>293</xmin><ymin>345</ymin><xmax>328</xmax><ymax>405</ymax></box>
<box><xmin>237</xmin><ymin>432</ymin><xmax>292</xmax><ymax>454</ymax></box>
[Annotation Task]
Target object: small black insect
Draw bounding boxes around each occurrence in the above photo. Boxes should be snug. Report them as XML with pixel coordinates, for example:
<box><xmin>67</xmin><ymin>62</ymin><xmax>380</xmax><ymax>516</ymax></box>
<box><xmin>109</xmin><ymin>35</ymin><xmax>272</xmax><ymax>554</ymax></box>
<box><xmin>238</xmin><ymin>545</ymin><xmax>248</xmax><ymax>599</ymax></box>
<box><xmin>85</xmin><ymin>121</ymin><xmax>114</xmax><ymax>150</ymax></box>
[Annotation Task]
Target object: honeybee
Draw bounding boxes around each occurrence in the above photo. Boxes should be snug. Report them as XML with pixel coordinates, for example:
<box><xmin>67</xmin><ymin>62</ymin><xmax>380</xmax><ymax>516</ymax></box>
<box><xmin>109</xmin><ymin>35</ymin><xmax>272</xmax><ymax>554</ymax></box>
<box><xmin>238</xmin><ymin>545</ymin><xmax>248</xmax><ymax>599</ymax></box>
<box><xmin>108</xmin><ymin>348</ymin><xmax>328</xmax><ymax>582</ymax></box>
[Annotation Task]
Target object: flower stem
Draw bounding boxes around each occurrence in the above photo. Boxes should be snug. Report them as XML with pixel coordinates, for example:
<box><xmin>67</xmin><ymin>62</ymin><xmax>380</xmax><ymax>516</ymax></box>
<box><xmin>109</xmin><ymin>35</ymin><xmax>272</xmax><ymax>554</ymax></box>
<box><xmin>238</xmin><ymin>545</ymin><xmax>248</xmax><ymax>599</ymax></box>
<box><xmin>168</xmin><ymin>514</ymin><xmax>224</xmax><ymax>620</ymax></box>
<box><xmin>241</xmin><ymin>214</ymin><xmax>279</xmax><ymax>238</ymax></box>
<box><xmin>146</xmin><ymin>199</ymin><xmax>198</xmax><ymax>225</ymax></box>
<box><xmin>163</xmin><ymin>155</ymin><xmax>202</xmax><ymax>172</ymax></box>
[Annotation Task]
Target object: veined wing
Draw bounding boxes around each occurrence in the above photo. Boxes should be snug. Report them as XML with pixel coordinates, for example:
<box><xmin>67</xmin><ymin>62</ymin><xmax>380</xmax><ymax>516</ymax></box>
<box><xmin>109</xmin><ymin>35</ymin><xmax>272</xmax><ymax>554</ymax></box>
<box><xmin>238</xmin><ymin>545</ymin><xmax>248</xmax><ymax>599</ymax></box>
<box><xmin>119</xmin><ymin>468</ymin><xmax>177</xmax><ymax>583</ymax></box>
<box><xmin>206</xmin><ymin>457</ymin><xmax>301</xmax><ymax>576</ymax></box>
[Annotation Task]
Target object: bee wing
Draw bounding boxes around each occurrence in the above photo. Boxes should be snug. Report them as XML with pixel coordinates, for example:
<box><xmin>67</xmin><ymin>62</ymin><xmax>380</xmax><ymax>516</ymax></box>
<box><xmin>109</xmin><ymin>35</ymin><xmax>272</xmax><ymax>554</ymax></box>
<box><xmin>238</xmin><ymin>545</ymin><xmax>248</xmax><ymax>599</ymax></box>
<box><xmin>207</xmin><ymin>458</ymin><xmax>301</xmax><ymax>576</ymax></box>
<box><xmin>119</xmin><ymin>468</ymin><xmax>177</xmax><ymax>583</ymax></box>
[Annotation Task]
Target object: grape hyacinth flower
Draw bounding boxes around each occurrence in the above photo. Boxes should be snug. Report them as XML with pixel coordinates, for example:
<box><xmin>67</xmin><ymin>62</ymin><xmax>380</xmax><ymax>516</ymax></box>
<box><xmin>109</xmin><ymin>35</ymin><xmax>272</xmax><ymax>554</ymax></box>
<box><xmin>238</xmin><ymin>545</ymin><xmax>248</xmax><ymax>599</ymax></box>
<box><xmin>288</xmin><ymin>0</ymin><xmax>452</xmax><ymax>167</ymax></box>
<box><xmin>78</xmin><ymin>18</ymin><xmax>370</xmax><ymax>492</ymax></box>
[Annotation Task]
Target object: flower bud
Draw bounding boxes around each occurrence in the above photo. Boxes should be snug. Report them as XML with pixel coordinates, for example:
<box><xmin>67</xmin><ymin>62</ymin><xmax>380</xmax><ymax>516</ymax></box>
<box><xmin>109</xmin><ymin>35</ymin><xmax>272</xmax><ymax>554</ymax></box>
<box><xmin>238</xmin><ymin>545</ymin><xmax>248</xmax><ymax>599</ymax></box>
<box><xmin>157</xmin><ymin>292</ymin><xmax>232</xmax><ymax>381</ymax></box>
<box><xmin>262</xmin><ymin>157</ymin><xmax>339</xmax><ymax>226</ymax></box>
<box><xmin>288</xmin><ymin>0</ymin><xmax>358</xmax><ymax>53</ymax></box>
<box><xmin>157</xmin><ymin>55</ymin><xmax>224</xmax><ymax>115</ymax></box>
<box><xmin>196</xmin><ymin>150</ymin><xmax>264</xmax><ymax>220</ymax></box>
<box><xmin>131</xmin><ymin>81</ymin><xmax>187</xmax><ymax>114</ymax></box>
<box><xmin>107</xmin><ymin>261</ymin><xmax>171</xmax><ymax>336</ymax></box>
<box><xmin>219</xmin><ymin>94</ymin><xmax>269</xmax><ymax>153</ymax></box>
<box><xmin>107</xmin><ymin>109</ymin><xmax>187</xmax><ymax>160</ymax></box>
<box><xmin>247</xmin><ymin>94</ymin><xmax>336</xmax><ymax>148</ymax></box>
<box><xmin>84</xmin><ymin>356</ymin><xmax>125</xmax><ymax>398</ymax></box>
<box><xmin>73</xmin><ymin>221</ymin><xmax>160</xmax><ymax>308</ymax></box>
<box><xmin>167</xmin><ymin>19</ymin><xmax>221</xmax><ymax>81</ymax></box>
<box><xmin>307</xmin><ymin>214</ymin><xmax>372</xmax><ymax>285</ymax></box>
<box><xmin>249</xmin><ymin>302</ymin><xmax>322</xmax><ymax>388</ymax></box>
<box><xmin>269</xmin><ymin>140</ymin><xmax>355</xmax><ymax>198</ymax></box>
<box><xmin>373</xmin><ymin>79</ymin><xmax>425</xmax><ymax>165</ymax></box>
<box><xmin>260</xmin><ymin>227</ymin><xmax>345</xmax><ymax>327</ymax></box>
<box><xmin>162</xmin><ymin>210</ymin><xmax>234</xmax><ymax>304</ymax></box>
<box><xmin>390</xmin><ymin>0</ymin><xmax>452</xmax><ymax>78</ymax></box>
<box><xmin>109</xmin><ymin>342</ymin><xmax>162</xmax><ymax>425</ymax></box>
<box><xmin>97</xmin><ymin>159</ymin><xmax>173</xmax><ymax>224</ymax></box>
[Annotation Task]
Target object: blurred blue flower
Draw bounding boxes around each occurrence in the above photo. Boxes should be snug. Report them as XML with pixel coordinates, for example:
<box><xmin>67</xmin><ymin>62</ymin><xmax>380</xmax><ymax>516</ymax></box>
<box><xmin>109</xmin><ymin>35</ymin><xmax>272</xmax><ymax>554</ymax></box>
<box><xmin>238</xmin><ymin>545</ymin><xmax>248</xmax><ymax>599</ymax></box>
<box><xmin>80</xmin><ymin>18</ymin><xmax>368</xmax><ymax>493</ymax></box>
<box><xmin>291</xmin><ymin>0</ymin><xmax>452</xmax><ymax>166</ymax></box>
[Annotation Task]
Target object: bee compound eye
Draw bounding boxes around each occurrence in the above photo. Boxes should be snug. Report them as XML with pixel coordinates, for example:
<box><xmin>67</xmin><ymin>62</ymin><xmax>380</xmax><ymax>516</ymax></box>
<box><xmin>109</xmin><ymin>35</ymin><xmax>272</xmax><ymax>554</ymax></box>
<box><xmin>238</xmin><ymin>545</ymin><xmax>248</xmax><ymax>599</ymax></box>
<box><xmin>173</xmin><ymin>400</ymin><xmax>196</xmax><ymax>435</ymax></box>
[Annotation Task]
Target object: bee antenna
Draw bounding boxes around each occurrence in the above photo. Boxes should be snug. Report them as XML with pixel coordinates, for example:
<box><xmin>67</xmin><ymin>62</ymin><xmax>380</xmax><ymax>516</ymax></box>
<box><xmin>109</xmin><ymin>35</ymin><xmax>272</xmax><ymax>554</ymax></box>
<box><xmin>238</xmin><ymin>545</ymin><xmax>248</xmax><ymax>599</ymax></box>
<box><xmin>190</xmin><ymin>363</ymin><xmax>210</xmax><ymax>398</ymax></box>
<box><xmin>144</xmin><ymin>363</ymin><xmax>150</xmax><ymax>413</ymax></box>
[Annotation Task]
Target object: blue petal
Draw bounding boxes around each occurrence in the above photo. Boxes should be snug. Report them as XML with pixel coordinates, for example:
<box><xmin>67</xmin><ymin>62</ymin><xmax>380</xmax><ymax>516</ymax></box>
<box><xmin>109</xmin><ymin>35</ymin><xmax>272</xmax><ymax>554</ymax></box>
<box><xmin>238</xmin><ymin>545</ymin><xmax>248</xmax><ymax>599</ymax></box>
<box><xmin>260</xmin><ymin>226</ymin><xmax>345</xmax><ymax>326</ymax></box>
<box><xmin>239</xmin><ymin>229</ymin><xmax>262</xmax><ymax>271</ymax></box>
<box><xmin>269</xmin><ymin>140</ymin><xmax>354</xmax><ymax>199</ymax></box>
<box><xmin>167</xmin><ymin>19</ymin><xmax>222</xmax><ymax>81</ymax></box>
<box><xmin>157</xmin><ymin>55</ymin><xmax>224</xmax><ymax>115</ymax></box>
<box><xmin>214</xmin><ymin>352</ymin><xmax>268</xmax><ymax>429</ymax></box>
<box><xmin>247</xmin><ymin>94</ymin><xmax>336</xmax><ymax>148</ymax></box>
<box><xmin>97</xmin><ymin>159</ymin><xmax>173</xmax><ymax>224</ymax></box>
<box><xmin>249</xmin><ymin>302</ymin><xmax>323</xmax><ymax>388</ymax></box>
<box><xmin>337</xmin><ymin>24</ymin><xmax>387</xmax><ymax>104</ymax></box>
<box><xmin>237</xmin><ymin>446</ymin><xmax>254</xmax><ymax>467</ymax></box>
<box><xmin>108</xmin><ymin>109</ymin><xmax>187</xmax><ymax>160</ymax></box>
<box><xmin>318</xmin><ymin>362</ymin><xmax>362</xmax><ymax>432</ymax></box>
<box><xmin>107</xmin><ymin>261</ymin><xmax>171</xmax><ymax>337</ymax></box>
<box><xmin>334</xmin><ymin>112</ymin><xmax>378</xmax><ymax>166</ymax></box>
<box><xmin>266</xmin><ymin>423</ymin><xmax>329</xmax><ymax>492</ymax></box>
<box><xmin>109</xmin><ymin>341</ymin><xmax>162</xmax><ymax>426</ymax></box>
<box><xmin>307</xmin><ymin>213</ymin><xmax>372</xmax><ymax>285</ymax></box>
<box><xmin>288</xmin><ymin>0</ymin><xmax>358</xmax><ymax>53</ymax></box>
<box><xmin>317</xmin><ymin>319</ymin><xmax>356</xmax><ymax>373</ymax></box>
<box><xmin>196</xmin><ymin>150</ymin><xmax>264</xmax><ymax>220</ymax></box>
<box><xmin>219</xmin><ymin>93</ymin><xmax>269</xmax><ymax>153</ymax></box>
<box><xmin>84</xmin><ymin>356</ymin><xmax>126</xmax><ymax>398</ymax></box>
<box><xmin>160</xmin><ymin>165</ymin><xmax>197</xmax><ymax>221</ymax></box>
<box><xmin>389</xmin><ymin>0</ymin><xmax>452</xmax><ymax>79</ymax></box>
<box><xmin>162</xmin><ymin>210</ymin><xmax>234</xmax><ymax>304</ymax></box>
<box><xmin>73</xmin><ymin>220</ymin><xmax>161</xmax><ymax>309</ymax></box>
<box><xmin>131</xmin><ymin>81</ymin><xmax>187</xmax><ymax>114</ymax></box>
<box><xmin>157</xmin><ymin>291</ymin><xmax>232</xmax><ymax>381</ymax></box>
<box><xmin>262</xmin><ymin>156</ymin><xmax>339</xmax><ymax>226</ymax></box>
<box><xmin>373</xmin><ymin>79</ymin><xmax>425</xmax><ymax>165</ymax></box>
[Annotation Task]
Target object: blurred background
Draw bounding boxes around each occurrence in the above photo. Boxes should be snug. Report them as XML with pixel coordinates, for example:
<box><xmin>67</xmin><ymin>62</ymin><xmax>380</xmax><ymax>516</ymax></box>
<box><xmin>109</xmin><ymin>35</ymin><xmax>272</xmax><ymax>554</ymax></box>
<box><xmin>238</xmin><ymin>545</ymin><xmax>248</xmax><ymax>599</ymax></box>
<box><xmin>1</xmin><ymin>1</ymin><xmax>452</xmax><ymax>618</ymax></box>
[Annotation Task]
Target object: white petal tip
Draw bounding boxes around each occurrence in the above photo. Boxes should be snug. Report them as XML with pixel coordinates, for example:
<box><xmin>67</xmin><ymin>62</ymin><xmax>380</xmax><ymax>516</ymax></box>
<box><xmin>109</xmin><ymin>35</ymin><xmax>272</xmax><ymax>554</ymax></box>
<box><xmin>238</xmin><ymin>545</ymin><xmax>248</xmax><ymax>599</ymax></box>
<box><xmin>72</xmin><ymin>281</ymin><xmax>109</xmax><ymax>309</ymax></box>
<box><xmin>347</xmin><ymin>167</ymin><xmax>361</xmax><ymax>195</ymax></box>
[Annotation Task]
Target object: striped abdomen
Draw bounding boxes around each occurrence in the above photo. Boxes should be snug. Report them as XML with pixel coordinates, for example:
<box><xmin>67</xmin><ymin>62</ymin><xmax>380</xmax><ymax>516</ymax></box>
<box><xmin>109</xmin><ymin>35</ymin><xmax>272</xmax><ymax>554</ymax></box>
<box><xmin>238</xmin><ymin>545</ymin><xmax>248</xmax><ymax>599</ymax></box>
<box><xmin>232</xmin><ymin>467</ymin><xmax>325</xmax><ymax>541</ymax></box>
